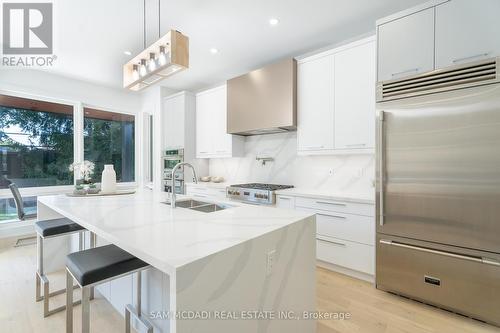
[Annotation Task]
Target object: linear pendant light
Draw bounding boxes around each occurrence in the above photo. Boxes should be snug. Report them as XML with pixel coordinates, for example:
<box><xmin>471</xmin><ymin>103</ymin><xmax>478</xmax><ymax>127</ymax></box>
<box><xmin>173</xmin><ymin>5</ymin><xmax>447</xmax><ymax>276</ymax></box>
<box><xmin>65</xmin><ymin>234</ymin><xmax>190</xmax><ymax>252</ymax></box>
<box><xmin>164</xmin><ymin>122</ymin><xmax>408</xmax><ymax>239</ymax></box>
<box><xmin>123</xmin><ymin>0</ymin><xmax>189</xmax><ymax>91</ymax></box>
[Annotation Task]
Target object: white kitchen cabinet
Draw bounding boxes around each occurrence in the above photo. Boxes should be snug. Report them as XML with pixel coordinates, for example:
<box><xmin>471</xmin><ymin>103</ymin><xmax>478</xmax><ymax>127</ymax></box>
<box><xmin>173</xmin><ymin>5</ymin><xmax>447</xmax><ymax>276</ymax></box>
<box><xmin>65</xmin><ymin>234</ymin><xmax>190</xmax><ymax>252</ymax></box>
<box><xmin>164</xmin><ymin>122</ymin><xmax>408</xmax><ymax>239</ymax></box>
<box><xmin>276</xmin><ymin>195</ymin><xmax>296</xmax><ymax>209</ymax></box>
<box><xmin>297</xmin><ymin>54</ymin><xmax>335</xmax><ymax>153</ymax></box>
<box><xmin>196</xmin><ymin>85</ymin><xmax>244</xmax><ymax>158</ymax></box>
<box><xmin>297</xmin><ymin>36</ymin><xmax>375</xmax><ymax>155</ymax></box>
<box><xmin>435</xmin><ymin>0</ymin><xmax>500</xmax><ymax>69</ymax></box>
<box><xmin>185</xmin><ymin>183</ymin><xmax>227</xmax><ymax>200</ymax></box>
<box><xmin>377</xmin><ymin>7</ymin><xmax>435</xmax><ymax>82</ymax></box>
<box><xmin>275</xmin><ymin>192</ymin><xmax>375</xmax><ymax>281</ymax></box>
<box><xmin>163</xmin><ymin>92</ymin><xmax>190</xmax><ymax>149</ymax></box>
<box><xmin>334</xmin><ymin>40</ymin><xmax>376</xmax><ymax>150</ymax></box>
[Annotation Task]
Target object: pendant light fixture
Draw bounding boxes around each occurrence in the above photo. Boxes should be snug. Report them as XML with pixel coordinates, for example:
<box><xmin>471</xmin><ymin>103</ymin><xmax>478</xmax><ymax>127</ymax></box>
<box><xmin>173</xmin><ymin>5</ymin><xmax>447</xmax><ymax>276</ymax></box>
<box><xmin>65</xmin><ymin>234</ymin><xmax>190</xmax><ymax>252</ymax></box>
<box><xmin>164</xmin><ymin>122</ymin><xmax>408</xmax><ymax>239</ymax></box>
<box><xmin>123</xmin><ymin>0</ymin><xmax>189</xmax><ymax>91</ymax></box>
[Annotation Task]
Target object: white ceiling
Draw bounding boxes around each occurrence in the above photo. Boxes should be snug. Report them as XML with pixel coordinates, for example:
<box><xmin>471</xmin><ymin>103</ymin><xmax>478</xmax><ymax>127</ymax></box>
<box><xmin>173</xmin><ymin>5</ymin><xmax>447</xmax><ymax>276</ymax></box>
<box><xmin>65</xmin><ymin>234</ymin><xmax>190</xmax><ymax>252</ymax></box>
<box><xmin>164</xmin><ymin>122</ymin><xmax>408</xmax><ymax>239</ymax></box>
<box><xmin>47</xmin><ymin>0</ymin><xmax>428</xmax><ymax>92</ymax></box>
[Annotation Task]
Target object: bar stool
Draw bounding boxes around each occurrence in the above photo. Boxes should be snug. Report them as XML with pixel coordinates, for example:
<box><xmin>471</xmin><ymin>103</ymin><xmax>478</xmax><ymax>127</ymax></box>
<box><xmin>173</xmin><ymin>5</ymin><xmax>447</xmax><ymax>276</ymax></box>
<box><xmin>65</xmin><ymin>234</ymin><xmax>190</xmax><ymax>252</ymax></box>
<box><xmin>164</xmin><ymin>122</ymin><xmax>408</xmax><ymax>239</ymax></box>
<box><xmin>9</xmin><ymin>183</ymin><xmax>87</xmax><ymax>317</ymax></box>
<box><xmin>65</xmin><ymin>244</ymin><xmax>153</xmax><ymax>333</ymax></box>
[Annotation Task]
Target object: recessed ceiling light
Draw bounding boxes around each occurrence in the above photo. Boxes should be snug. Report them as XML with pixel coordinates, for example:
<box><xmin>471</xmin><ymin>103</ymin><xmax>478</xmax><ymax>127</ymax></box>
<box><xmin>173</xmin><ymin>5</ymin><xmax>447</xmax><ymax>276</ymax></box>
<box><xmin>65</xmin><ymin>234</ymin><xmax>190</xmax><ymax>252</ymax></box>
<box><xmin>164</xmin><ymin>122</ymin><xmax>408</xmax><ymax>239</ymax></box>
<box><xmin>124</xmin><ymin>51</ymin><xmax>132</xmax><ymax>56</ymax></box>
<box><xmin>210</xmin><ymin>48</ymin><xmax>219</xmax><ymax>54</ymax></box>
<box><xmin>269</xmin><ymin>18</ymin><xmax>279</xmax><ymax>26</ymax></box>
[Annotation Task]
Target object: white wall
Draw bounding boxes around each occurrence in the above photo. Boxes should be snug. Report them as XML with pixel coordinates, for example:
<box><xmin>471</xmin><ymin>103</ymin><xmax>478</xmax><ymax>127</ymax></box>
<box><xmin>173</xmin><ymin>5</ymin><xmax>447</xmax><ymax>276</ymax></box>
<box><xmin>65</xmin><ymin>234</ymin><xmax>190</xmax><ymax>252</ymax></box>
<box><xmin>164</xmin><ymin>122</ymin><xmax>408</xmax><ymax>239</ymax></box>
<box><xmin>0</xmin><ymin>69</ymin><xmax>141</xmax><ymax>113</ymax></box>
<box><xmin>209</xmin><ymin>132</ymin><xmax>375</xmax><ymax>196</ymax></box>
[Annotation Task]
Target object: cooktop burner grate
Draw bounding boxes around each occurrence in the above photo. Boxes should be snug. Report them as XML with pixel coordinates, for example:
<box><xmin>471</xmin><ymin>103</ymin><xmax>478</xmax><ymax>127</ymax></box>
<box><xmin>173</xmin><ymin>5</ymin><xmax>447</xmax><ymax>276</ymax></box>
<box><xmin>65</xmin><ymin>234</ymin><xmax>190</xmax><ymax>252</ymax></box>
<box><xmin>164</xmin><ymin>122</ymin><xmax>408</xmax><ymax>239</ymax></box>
<box><xmin>230</xmin><ymin>183</ymin><xmax>294</xmax><ymax>191</ymax></box>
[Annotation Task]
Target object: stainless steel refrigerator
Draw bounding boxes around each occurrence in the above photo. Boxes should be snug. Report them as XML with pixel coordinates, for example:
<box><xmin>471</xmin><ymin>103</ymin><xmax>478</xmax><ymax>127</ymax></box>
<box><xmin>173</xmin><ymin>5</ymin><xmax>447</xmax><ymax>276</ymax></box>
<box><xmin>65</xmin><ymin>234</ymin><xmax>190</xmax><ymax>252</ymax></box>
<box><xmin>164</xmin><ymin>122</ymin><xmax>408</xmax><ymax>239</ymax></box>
<box><xmin>376</xmin><ymin>57</ymin><xmax>500</xmax><ymax>326</ymax></box>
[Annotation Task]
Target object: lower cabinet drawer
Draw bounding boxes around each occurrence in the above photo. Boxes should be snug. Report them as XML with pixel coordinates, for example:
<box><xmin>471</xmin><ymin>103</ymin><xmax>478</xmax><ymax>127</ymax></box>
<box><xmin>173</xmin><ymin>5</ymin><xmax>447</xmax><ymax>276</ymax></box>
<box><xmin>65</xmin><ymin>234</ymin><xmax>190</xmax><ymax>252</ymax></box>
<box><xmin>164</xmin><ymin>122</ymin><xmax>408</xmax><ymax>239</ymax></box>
<box><xmin>377</xmin><ymin>237</ymin><xmax>500</xmax><ymax>326</ymax></box>
<box><xmin>317</xmin><ymin>236</ymin><xmax>374</xmax><ymax>275</ymax></box>
<box><xmin>311</xmin><ymin>210</ymin><xmax>374</xmax><ymax>245</ymax></box>
<box><xmin>295</xmin><ymin>196</ymin><xmax>374</xmax><ymax>217</ymax></box>
<box><xmin>186</xmin><ymin>188</ymin><xmax>227</xmax><ymax>199</ymax></box>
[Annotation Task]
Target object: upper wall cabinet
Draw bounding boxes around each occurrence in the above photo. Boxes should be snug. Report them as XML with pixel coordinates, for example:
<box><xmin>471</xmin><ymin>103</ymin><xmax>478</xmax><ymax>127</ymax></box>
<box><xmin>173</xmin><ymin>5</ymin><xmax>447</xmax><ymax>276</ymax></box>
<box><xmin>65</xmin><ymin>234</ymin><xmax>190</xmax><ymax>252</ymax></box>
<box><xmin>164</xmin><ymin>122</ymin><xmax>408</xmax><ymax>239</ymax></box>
<box><xmin>377</xmin><ymin>7</ymin><xmax>435</xmax><ymax>82</ymax></box>
<box><xmin>435</xmin><ymin>0</ymin><xmax>500</xmax><ymax>68</ymax></box>
<box><xmin>195</xmin><ymin>85</ymin><xmax>244</xmax><ymax>159</ymax></box>
<box><xmin>297</xmin><ymin>54</ymin><xmax>335</xmax><ymax>152</ymax></box>
<box><xmin>334</xmin><ymin>40</ymin><xmax>376</xmax><ymax>150</ymax></box>
<box><xmin>163</xmin><ymin>92</ymin><xmax>190</xmax><ymax>150</ymax></box>
<box><xmin>297</xmin><ymin>37</ymin><xmax>376</xmax><ymax>155</ymax></box>
<box><xmin>377</xmin><ymin>0</ymin><xmax>500</xmax><ymax>82</ymax></box>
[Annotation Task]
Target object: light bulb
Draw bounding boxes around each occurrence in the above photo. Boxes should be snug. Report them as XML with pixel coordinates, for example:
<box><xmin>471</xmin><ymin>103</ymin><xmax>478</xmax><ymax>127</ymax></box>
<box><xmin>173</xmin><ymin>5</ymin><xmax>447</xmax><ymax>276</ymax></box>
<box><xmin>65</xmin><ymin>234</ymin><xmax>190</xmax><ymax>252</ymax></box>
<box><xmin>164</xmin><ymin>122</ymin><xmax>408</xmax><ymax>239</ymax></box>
<box><xmin>132</xmin><ymin>65</ymin><xmax>139</xmax><ymax>80</ymax></box>
<box><xmin>139</xmin><ymin>59</ymin><xmax>147</xmax><ymax>77</ymax></box>
<box><xmin>148</xmin><ymin>53</ymin><xmax>156</xmax><ymax>71</ymax></box>
<box><xmin>158</xmin><ymin>46</ymin><xmax>168</xmax><ymax>66</ymax></box>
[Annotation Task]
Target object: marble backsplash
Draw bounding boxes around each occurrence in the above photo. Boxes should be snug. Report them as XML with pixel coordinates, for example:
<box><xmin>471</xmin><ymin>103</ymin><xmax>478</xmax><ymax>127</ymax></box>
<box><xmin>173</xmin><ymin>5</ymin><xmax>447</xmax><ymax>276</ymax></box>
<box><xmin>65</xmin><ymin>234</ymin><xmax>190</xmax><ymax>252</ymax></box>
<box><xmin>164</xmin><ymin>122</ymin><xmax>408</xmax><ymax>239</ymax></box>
<box><xmin>208</xmin><ymin>132</ymin><xmax>375</xmax><ymax>196</ymax></box>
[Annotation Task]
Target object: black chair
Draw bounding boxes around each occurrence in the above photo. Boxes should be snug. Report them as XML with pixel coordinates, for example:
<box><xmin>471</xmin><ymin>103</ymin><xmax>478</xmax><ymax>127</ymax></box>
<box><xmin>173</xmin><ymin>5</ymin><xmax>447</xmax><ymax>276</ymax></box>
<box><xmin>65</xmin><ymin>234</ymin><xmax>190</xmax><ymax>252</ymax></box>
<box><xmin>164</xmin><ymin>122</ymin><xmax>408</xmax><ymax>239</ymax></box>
<box><xmin>66</xmin><ymin>244</ymin><xmax>152</xmax><ymax>333</ymax></box>
<box><xmin>9</xmin><ymin>183</ymin><xmax>88</xmax><ymax>317</ymax></box>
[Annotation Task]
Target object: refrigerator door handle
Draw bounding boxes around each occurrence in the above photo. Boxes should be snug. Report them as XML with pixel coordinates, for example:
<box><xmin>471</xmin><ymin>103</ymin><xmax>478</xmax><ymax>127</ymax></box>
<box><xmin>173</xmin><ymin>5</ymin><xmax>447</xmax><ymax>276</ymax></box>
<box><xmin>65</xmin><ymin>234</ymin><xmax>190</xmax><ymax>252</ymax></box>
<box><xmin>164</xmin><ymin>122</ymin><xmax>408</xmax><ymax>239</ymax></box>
<box><xmin>379</xmin><ymin>111</ymin><xmax>385</xmax><ymax>226</ymax></box>
<box><xmin>379</xmin><ymin>239</ymin><xmax>500</xmax><ymax>267</ymax></box>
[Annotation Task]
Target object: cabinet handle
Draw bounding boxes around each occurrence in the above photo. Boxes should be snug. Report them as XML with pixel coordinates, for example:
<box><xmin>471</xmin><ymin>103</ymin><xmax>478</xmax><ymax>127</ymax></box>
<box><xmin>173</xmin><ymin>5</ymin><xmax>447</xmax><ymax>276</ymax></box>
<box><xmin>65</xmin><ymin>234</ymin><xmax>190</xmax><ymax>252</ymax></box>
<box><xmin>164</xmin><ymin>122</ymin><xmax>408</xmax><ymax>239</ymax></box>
<box><xmin>216</xmin><ymin>150</ymin><xmax>228</xmax><ymax>153</ymax></box>
<box><xmin>452</xmin><ymin>53</ymin><xmax>489</xmax><ymax>64</ymax></box>
<box><xmin>316</xmin><ymin>201</ymin><xmax>346</xmax><ymax>206</ymax></box>
<box><xmin>279</xmin><ymin>197</ymin><xmax>291</xmax><ymax>200</ymax></box>
<box><xmin>379</xmin><ymin>239</ymin><xmax>500</xmax><ymax>267</ymax></box>
<box><xmin>346</xmin><ymin>143</ymin><xmax>366</xmax><ymax>147</ymax></box>
<box><xmin>391</xmin><ymin>68</ymin><xmax>419</xmax><ymax>78</ymax></box>
<box><xmin>306</xmin><ymin>146</ymin><xmax>324</xmax><ymax>149</ymax></box>
<box><xmin>379</xmin><ymin>111</ymin><xmax>385</xmax><ymax>226</ymax></box>
<box><xmin>317</xmin><ymin>213</ymin><xmax>347</xmax><ymax>220</ymax></box>
<box><xmin>317</xmin><ymin>236</ymin><xmax>346</xmax><ymax>247</ymax></box>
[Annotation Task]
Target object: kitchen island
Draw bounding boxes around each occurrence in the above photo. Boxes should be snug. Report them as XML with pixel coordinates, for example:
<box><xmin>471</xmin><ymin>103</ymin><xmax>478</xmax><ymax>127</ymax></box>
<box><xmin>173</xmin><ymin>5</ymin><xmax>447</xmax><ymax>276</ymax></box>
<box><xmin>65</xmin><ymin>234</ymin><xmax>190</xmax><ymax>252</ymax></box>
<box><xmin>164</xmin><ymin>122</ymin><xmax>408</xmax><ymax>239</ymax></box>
<box><xmin>37</xmin><ymin>190</ymin><xmax>316</xmax><ymax>333</ymax></box>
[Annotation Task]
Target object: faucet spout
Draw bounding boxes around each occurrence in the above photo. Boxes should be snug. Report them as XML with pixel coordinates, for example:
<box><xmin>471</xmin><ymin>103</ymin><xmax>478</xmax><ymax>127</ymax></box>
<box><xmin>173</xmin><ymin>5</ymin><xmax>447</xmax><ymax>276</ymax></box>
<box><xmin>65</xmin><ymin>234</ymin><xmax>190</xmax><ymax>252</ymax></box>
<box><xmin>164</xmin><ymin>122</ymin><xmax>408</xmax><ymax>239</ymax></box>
<box><xmin>171</xmin><ymin>162</ymin><xmax>198</xmax><ymax>208</ymax></box>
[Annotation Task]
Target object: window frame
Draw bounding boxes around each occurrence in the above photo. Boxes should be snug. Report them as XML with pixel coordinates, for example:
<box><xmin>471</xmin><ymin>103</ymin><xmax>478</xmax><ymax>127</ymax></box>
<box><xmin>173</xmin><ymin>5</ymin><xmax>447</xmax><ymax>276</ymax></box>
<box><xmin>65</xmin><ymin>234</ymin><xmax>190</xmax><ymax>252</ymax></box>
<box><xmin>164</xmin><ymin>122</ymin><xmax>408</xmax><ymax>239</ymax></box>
<box><xmin>0</xmin><ymin>90</ymin><xmax>138</xmax><ymax>201</ymax></box>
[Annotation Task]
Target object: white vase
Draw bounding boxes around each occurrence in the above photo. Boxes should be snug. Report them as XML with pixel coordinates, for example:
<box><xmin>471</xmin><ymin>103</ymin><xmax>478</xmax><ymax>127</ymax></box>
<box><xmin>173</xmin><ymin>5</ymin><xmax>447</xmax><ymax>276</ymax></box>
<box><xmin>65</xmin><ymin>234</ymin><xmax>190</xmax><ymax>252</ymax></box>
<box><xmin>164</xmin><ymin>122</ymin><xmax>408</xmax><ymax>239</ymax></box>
<box><xmin>101</xmin><ymin>164</ymin><xmax>117</xmax><ymax>194</ymax></box>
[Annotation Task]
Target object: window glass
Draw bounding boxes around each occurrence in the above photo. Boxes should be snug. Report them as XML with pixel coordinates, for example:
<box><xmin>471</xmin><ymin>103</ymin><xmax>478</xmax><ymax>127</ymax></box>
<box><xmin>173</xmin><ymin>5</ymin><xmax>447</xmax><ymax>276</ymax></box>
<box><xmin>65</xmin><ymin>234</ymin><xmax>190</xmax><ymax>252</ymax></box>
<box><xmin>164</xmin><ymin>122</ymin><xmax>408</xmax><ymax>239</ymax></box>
<box><xmin>0</xmin><ymin>196</ymin><xmax>36</xmax><ymax>222</ymax></box>
<box><xmin>83</xmin><ymin>108</ymin><xmax>135</xmax><ymax>183</ymax></box>
<box><xmin>0</xmin><ymin>95</ymin><xmax>74</xmax><ymax>189</ymax></box>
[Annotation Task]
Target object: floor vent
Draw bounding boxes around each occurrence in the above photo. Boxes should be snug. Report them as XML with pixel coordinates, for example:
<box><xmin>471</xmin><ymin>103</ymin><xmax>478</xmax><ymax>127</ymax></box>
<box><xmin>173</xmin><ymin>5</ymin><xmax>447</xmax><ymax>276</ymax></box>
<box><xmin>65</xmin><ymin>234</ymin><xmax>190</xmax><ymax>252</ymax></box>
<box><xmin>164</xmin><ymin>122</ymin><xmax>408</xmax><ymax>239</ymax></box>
<box><xmin>377</xmin><ymin>58</ymin><xmax>499</xmax><ymax>102</ymax></box>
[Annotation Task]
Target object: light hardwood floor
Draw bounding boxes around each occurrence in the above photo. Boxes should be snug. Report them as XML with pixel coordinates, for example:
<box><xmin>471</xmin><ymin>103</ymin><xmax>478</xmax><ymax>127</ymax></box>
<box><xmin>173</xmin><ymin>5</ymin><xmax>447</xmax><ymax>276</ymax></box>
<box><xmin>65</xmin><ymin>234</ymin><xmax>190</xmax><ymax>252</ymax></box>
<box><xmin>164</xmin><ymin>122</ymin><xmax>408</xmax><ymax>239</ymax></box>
<box><xmin>0</xmin><ymin>243</ymin><xmax>498</xmax><ymax>333</ymax></box>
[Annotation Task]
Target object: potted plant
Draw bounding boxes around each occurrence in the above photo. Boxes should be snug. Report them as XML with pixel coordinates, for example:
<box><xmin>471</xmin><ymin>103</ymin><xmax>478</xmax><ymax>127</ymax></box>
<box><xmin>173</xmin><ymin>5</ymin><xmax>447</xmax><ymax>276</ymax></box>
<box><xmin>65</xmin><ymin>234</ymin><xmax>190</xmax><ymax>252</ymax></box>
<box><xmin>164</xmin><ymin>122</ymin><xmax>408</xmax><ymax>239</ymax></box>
<box><xmin>69</xmin><ymin>160</ymin><xmax>97</xmax><ymax>195</ymax></box>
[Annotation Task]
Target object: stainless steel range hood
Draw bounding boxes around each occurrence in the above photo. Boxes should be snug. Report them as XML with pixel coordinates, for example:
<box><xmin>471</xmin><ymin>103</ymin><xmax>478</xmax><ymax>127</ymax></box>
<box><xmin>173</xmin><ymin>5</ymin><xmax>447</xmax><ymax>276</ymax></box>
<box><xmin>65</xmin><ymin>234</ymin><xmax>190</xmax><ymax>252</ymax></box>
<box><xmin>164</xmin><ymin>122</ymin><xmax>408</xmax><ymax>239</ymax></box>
<box><xmin>227</xmin><ymin>58</ymin><xmax>297</xmax><ymax>136</ymax></box>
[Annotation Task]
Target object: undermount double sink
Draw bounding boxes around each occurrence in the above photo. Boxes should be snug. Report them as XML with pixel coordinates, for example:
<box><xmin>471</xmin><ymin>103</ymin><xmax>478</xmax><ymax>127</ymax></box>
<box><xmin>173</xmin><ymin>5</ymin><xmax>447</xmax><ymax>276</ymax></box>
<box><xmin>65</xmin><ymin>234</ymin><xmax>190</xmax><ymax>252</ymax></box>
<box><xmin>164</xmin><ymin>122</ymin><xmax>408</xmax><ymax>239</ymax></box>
<box><xmin>165</xmin><ymin>199</ymin><xmax>232</xmax><ymax>213</ymax></box>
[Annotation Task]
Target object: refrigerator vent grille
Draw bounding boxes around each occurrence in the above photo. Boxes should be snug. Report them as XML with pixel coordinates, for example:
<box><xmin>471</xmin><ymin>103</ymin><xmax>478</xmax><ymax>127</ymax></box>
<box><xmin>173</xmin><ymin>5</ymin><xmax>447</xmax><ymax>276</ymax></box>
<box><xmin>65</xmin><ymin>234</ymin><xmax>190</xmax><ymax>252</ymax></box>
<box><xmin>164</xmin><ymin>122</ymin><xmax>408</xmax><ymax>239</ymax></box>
<box><xmin>378</xmin><ymin>58</ymin><xmax>498</xmax><ymax>101</ymax></box>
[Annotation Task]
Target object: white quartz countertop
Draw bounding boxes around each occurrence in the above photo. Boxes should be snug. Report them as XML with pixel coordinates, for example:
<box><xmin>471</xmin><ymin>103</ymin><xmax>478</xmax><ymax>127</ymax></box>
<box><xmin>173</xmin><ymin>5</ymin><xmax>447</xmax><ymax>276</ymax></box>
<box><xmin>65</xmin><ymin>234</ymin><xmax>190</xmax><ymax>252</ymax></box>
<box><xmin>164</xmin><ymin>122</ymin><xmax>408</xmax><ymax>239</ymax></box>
<box><xmin>38</xmin><ymin>190</ymin><xmax>314</xmax><ymax>275</ymax></box>
<box><xmin>275</xmin><ymin>188</ymin><xmax>375</xmax><ymax>204</ymax></box>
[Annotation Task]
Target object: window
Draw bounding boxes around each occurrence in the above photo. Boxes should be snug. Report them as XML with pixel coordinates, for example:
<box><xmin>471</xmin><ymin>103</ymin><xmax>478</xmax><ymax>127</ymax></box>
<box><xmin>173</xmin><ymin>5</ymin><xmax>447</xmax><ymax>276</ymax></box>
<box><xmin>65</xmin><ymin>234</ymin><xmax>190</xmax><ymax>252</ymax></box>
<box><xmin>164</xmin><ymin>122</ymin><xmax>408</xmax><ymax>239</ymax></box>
<box><xmin>0</xmin><ymin>196</ymin><xmax>36</xmax><ymax>222</ymax></box>
<box><xmin>83</xmin><ymin>108</ymin><xmax>135</xmax><ymax>183</ymax></box>
<box><xmin>0</xmin><ymin>95</ymin><xmax>74</xmax><ymax>189</ymax></box>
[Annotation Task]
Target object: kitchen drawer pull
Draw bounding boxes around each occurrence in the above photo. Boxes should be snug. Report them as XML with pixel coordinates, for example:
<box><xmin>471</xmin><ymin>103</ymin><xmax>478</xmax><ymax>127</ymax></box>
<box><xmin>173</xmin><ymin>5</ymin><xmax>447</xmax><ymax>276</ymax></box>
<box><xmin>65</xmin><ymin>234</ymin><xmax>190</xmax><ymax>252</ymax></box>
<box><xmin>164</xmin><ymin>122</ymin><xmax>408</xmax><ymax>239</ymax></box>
<box><xmin>317</xmin><ymin>213</ymin><xmax>346</xmax><ymax>219</ymax></box>
<box><xmin>216</xmin><ymin>150</ymin><xmax>228</xmax><ymax>153</ymax></box>
<box><xmin>453</xmin><ymin>53</ymin><xmax>489</xmax><ymax>64</ymax></box>
<box><xmin>278</xmin><ymin>197</ymin><xmax>291</xmax><ymax>200</ymax></box>
<box><xmin>346</xmin><ymin>143</ymin><xmax>366</xmax><ymax>147</ymax></box>
<box><xmin>391</xmin><ymin>68</ymin><xmax>419</xmax><ymax>77</ymax></box>
<box><xmin>317</xmin><ymin>236</ymin><xmax>346</xmax><ymax>247</ymax></box>
<box><xmin>306</xmin><ymin>146</ymin><xmax>324</xmax><ymax>149</ymax></box>
<box><xmin>199</xmin><ymin>151</ymin><xmax>208</xmax><ymax>154</ymax></box>
<box><xmin>379</xmin><ymin>240</ymin><xmax>500</xmax><ymax>267</ymax></box>
<box><xmin>316</xmin><ymin>201</ymin><xmax>346</xmax><ymax>206</ymax></box>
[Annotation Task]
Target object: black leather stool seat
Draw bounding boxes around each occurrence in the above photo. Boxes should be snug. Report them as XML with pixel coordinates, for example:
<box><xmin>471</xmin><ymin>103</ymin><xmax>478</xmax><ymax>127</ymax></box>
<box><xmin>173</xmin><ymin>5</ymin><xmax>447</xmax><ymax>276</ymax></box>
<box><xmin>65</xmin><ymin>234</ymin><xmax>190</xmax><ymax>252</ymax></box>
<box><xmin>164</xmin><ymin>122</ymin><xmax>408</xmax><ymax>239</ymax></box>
<box><xmin>35</xmin><ymin>218</ymin><xmax>85</xmax><ymax>237</ymax></box>
<box><xmin>66</xmin><ymin>244</ymin><xmax>148</xmax><ymax>286</ymax></box>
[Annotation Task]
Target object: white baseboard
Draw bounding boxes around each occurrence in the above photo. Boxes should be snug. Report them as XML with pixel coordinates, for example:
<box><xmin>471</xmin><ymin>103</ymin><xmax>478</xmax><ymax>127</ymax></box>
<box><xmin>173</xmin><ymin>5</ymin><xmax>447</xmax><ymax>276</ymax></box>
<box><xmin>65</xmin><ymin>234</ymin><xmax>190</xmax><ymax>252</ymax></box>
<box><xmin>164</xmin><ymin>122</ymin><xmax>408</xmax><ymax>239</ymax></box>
<box><xmin>317</xmin><ymin>260</ymin><xmax>375</xmax><ymax>284</ymax></box>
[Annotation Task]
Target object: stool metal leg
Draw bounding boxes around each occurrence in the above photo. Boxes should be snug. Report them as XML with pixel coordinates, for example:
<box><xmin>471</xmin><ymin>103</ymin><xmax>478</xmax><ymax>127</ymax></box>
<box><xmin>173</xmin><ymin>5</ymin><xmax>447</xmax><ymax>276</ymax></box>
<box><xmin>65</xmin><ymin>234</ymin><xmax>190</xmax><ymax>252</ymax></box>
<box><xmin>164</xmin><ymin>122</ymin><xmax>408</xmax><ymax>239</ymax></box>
<box><xmin>66</xmin><ymin>269</ymin><xmax>73</xmax><ymax>333</ymax></box>
<box><xmin>35</xmin><ymin>234</ymin><xmax>43</xmax><ymax>302</ymax></box>
<box><xmin>89</xmin><ymin>232</ymin><xmax>96</xmax><ymax>300</ymax></box>
<box><xmin>125</xmin><ymin>270</ymin><xmax>153</xmax><ymax>333</ymax></box>
<box><xmin>37</xmin><ymin>232</ymin><xmax>82</xmax><ymax>317</ymax></box>
<box><xmin>82</xmin><ymin>286</ymin><xmax>91</xmax><ymax>333</ymax></box>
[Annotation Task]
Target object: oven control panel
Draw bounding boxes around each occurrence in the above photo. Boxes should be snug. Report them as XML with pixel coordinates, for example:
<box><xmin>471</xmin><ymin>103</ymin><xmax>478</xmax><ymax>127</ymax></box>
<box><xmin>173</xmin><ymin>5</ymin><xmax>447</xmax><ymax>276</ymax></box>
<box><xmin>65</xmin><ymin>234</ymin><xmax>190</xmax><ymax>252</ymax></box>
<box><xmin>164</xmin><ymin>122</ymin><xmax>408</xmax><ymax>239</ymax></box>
<box><xmin>226</xmin><ymin>187</ymin><xmax>274</xmax><ymax>205</ymax></box>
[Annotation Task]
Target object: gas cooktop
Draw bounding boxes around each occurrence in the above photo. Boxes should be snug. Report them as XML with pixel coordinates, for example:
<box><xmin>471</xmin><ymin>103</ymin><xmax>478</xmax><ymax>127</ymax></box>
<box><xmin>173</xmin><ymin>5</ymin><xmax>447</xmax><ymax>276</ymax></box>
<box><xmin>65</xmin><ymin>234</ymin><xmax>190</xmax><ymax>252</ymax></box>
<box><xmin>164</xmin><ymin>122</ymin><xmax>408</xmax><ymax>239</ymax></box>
<box><xmin>226</xmin><ymin>183</ymin><xmax>294</xmax><ymax>205</ymax></box>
